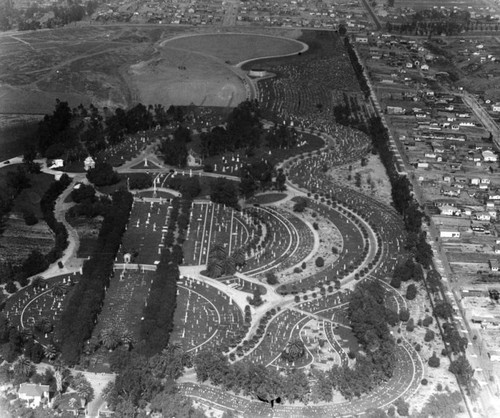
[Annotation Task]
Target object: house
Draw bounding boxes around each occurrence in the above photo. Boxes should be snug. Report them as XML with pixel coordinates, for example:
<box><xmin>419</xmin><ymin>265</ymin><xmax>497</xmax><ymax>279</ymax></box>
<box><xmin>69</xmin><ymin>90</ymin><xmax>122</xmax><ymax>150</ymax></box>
<box><xmin>186</xmin><ymin>149</ymin><xmax>203</xmax><ymax>167</ymax></box>
<box><xmin>442</xmin><ymin>187</ymin><xmax>460</xmax><ymax>197</ymax></box>
<box><xmin>470</xmin><ymin>178</ymin><xmax>480</xmax><ymax>186</ymax></box>
<box><xmin>440</xmin><ymin>205</ymin><xmax>460</xmax><ymax>216</ymax></box>
<box><xmin>355</xmin><ymin>36</ymin><xmax>368</xmax><ymax>43</ymax></box>
<box><xmin>84</xmin><ymin>156</ymin><xmax>95</xmax><ymax>171</ymax></box>
<box><xmin>483</xmin><ymin>150</ymin><xmax>498</xmax><ymax>162</ymax></box>
<box><xmin>492</xmin><ymin>103</ymin><xmax>500</xmax><ymax>112</ymax></box>
<box><xmin>387</xmin><ymin>106</ymin><xmax>405</xmax><ymax>114</ymax></box>
<box><xmin>489</xmin><ymin>259</ymin><xmax>499</xmax><ymax>272</ymax></box>
<box><xmin>475</xmin><ymin>211</ymin><xmax>491</xmax><ymax>221</ymax></box>
<box><xmin>18</xmin><ymin>383</ymin><xmax>50</xmax><ymax>408</ymax></box>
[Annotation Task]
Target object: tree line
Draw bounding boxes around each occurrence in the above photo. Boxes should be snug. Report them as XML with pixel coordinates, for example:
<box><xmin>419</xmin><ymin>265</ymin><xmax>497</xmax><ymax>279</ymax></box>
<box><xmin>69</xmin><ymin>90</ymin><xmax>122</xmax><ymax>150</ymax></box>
<box><xmin>56</xmin><ymin>189</ymin><xmax>133</xmax><ymax>364</ymax></box>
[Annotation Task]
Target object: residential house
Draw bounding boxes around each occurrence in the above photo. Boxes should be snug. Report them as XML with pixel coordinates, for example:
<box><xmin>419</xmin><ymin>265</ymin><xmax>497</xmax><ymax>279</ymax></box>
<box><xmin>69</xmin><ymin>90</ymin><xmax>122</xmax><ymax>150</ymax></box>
<box><xmin>483</xmin><ymin>150</ymin><xmax>498</xmax><ymax>162</ymax></box>
<box><xmin>440</xmin><ymin>205</ymin><xmax>461</xmax><ymax>216</ymax></box>
<box><xmin>186</xmin><ymin>149</ymin><xmax>203</xmax><ymax>167</ymax></box>
<box><xmin>489</xmin><ymin>259</ymin><xmax>499</xmax><ymax>272</ymax></box>
<box><xmin>475</xmin><ymin>211</ymin><xmax>491</xmax><ymax>221</ymax></box>
<box><xmin>18</xmin><ymin>383</ymin><xmax>50</xmax><ymax>408</ymax></box>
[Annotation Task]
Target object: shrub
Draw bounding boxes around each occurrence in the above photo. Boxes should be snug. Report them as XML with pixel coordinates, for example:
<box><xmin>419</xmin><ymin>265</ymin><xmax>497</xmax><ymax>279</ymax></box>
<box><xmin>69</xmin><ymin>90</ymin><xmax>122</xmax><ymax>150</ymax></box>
<box><xmin>5</xmin><ymin>281</ymin><xmax>17</xmax><ymax>293</ymax></box>
<box><xmin>406</xmin><ymin>318</ymin><xmax>415</xmax><ymax>332</ymax></box>
<box><xmin>265</xmin><ymin>272</ymin><xmax>279</xmax><ymax>285</ymax></box>
<box><xmin>312</xmin><ymin>222</ymin><xmax>319</xmax><ymax>230</ymax></box>
<box><xmin>23</xmin><ymin>210</ymin><xmax>38</xmax><ymax>226</ymax></box>
<box><xmin>301</xmin><ymin>262</ymin><xmax>306</xmax><ymax>269</ymax></box>
<box><xmin>421</xmin><ymin>378</ymin><xmax>428</xmax><ymax>385</ymax></box>
<box><xmin>390</xmin><ymin>276</ymin><xmax>401</xmax><ymax>289</ymax></box>
<box><xmin>293</xmin><ymin>198</ymin><xmax>307</xmax><ymax>212</ymax></box>
<box><xmin>293</xmin><ymin>267</ymin><xmax>302</xmax><ymax>274</ymax></box>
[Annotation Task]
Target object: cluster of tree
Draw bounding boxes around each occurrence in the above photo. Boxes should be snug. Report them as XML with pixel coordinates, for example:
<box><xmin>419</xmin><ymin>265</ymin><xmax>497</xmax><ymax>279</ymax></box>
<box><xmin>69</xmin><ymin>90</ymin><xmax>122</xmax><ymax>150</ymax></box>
<box><xmin>265</xmin><ymin>124</ymin><xmax>299</xmax><ymax>149</ymax></box>
<box><xmin>139</xmin><ymin>249</ymin><xmax>180</xmax><ymax>357</ymax></box>
<box><xmin>413</xmin><ymin>390</ymin><xmax>464</xmax><ymax>418</ymax></box>
<box><xmin>330</xmin><ymin>280</ymin><xmax>397</xmax><ymax>400</ymax></box>
<box><xmin>368</xmin><ymin>116</ymin><xmax>433</xmax><ymax>268</ymax></box>
<box><xmin>164</xmin><ymin>176</ymin><xmax>201</xmax><ymax>200</ymax></box>
<box><xmin>126</xmin><ymin>173</ymin><xmax>153</xmax><ymax>190</ymax></box>
<box><xmin>102</xmin><ymin>346</ymin><xmax>204</xmax><ymax>416</ymax></box>
<box><xmin>449</xmin><ymin>355</ymin><xmax>474</xmax><ymax>390</ymax></box>
<box><xmin>386</xmin><ymin>9</ymin><xmax>471</xmax><ymax>36</ymax></box>
<box><xmin>193</xmin><ymin>348</ymin><xmax>312</xmax><ymax>404</ymax></box>
<box><xmin>158</xmin><ymin>126</ymin><xmax>191</xmax><ymax>168</ymax></box>
<box><xmin>343</xmin><ymin>37</ymin><xmax>370</xmax><ymax>99</ymax></box>
<box><xmin>210</xmin><ymin>178</ymin><xmax>240</xmax><ymax>209</ymax></box>
<box><xmin>68</xmin><ymin>184</ymin><xmax>112</xmax><ymax>218</ymax></box>
<box><xmin>199</xmin><ymin>100</ymin><xmax>263</xmax><ymax>158</ymax></box>
<box><xmin>1</xmin><ymin>173</ymin><xmax>73</xmax><ymax>289</ymax></box>
<box><xmin>281</xmin><ymin>340</ymin><xmax>306</xmax><ymax>363</ymax></box>
<box><xmin>0</xmin><ymin>313</ymin><xmax>46</xmax><ymax>364</ymax></box>
<box><xmin>0</xmin><ymin>157</ymin><xmax>43</xmax><ymax>231</ymax></box>
<box><xmin>239</xmin><ymin>161</ymin><xmax>286</xmax><ymax>199</ymax></box>
<box><xmin>32</xmin><ymin>101</ymin><xmax>186</xmax><ymax>163</ymax></box>
<box><xmin>390</xmin><ymin>258</ymin><xmax>423</xmax><ymax>288</ymax></box>
<box><xmin>56</xmin><ymin>190</ymin><xmax>133</xmax><ymax>364</ymax></box>
<box><xmin>86</xmin><ymin>162</ymin><xmax>120</xmax><ymax>187</ymax></box>
<box><xmin>333</xmin><ymin>93</ymin><xmax>369</xmax><ymax>133</ymax></box>
<box><xmin>205</xmin><ymin>244</ymin><xmax>245</xmax><ymax>279</ymax></box>
<box><xmin>0</xmin><ymin>355</ymin><xmax>98</xmax><ymax>417</ymax></box>
<box><xmin>140</xmin><ymin>197</ymin><xmax>192</xmax><ymax>356</ymax></box>
<box><xmin>39</xmin><ymin>173</ymin><xmax>72</xmax><ymax>264</ymax></box>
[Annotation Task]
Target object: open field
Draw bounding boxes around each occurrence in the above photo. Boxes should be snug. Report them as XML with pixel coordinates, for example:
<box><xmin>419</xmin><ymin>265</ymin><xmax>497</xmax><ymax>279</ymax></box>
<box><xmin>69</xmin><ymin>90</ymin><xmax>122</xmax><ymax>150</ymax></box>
<box><xmin>129</xmin><ymin>46</ymin><xmax>247</xmax><ymax>107</ymax></box>
<box><xmin>163</xmin><ymin>33</ymin><xmax>305</xmax><ymax>65</ymax></box>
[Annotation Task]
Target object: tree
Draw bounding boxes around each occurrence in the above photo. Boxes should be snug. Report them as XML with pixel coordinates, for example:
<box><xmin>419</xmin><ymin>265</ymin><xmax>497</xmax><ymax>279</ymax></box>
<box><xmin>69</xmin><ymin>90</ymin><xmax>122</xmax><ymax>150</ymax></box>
<box><xmin>395</xmin><ymin>398</ymin><xmax>410</xmax><ymax>416</ymax></box>
<box><xmin>101</xmin><ymin>328</ymin><xmax>121</xmax><ymax>351</ymax></box>
<box><xmin>13</xmin><ymin>355</ymin><xmax>34</xmax><ymax>378</ymax></box>
<box><xmin>71</xmin><ymin>372</ymin><xmax>94</xmax><ymax>405</ymax></box>
<box><xmin>434</xmin><ymin>301</ymin><xmax>454</xmax><ymax>320</ymax></box>
<box><xmin>281</xmin><ymin>340</ymin><xmax>306</xmax><ymax>363</ymax></box>
<box><xmin>424</xmin><ymin>329</ymin><xmax>435</xmax><ymax>342</ymax></box>
<box><xmin>428</xmin><ymin>353</ymin><xmax>440</xmax><ymax>368</ymax></box>
<box><xmin>210</xmin><ymin>178</ymin><xmax>240</xmax><ymax>209</ymax></box>
<box><xmin>266</xmin><ymin>272</ymin><xmax>279</xmax><ymax>285</ymax></box>
<box><xmin>86</xmin><ymin>162</ymin><xmax>120</xmax><ymax>187</ymax></box>
<box><xmin>405</xmin><ymin>283</ymin><xmax>417</xmax><ymax>300</ymax></box>
<box><xmin>399</xmin><ymin>308</ymin><xmax>410</xmax><ymax>322</ymax></box>
<box><xmin>315</xmin><ymin>257</ymin><xmax>325</xmax><ymax>268</ymax></box>
<box><xmin>43</xmin><ymin>344</ymin><xmax>57</xmax><ymax>360</ymax></box>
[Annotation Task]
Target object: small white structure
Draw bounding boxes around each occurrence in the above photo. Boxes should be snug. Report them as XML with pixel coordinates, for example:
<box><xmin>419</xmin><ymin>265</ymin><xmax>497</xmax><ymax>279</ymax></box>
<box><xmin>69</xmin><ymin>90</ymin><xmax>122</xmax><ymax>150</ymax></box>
<box><xmin>18</xmin><ymin>383</ymin><xmax>50</xmax><ymax>408</ymax></box>
<box><xmin>49</xmin><ymin>159</ymin><xmax>64</xmax><ymax>169</ymax></box>
<box><xmin>124</xmin><ymin>253</ymin><xmax>132</xmax><ymax>263</ymax></box>
<box><xmin>440</xmin><ymin>228</ymin><xmax>460</xmax><ymax>238</ymax></box>
<box><xmin>84</xmin><ymin>156</ymin><xmax>96</xmax><ymax>171</ymax></box>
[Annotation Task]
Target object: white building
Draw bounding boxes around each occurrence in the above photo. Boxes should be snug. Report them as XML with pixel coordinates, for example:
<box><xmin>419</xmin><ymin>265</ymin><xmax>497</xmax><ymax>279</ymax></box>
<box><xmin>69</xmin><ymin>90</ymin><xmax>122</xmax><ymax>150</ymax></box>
<box><xmin>18</xmin><ymin>383</ymin><xmax>50</xmax><ymax>408</ymax></box>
